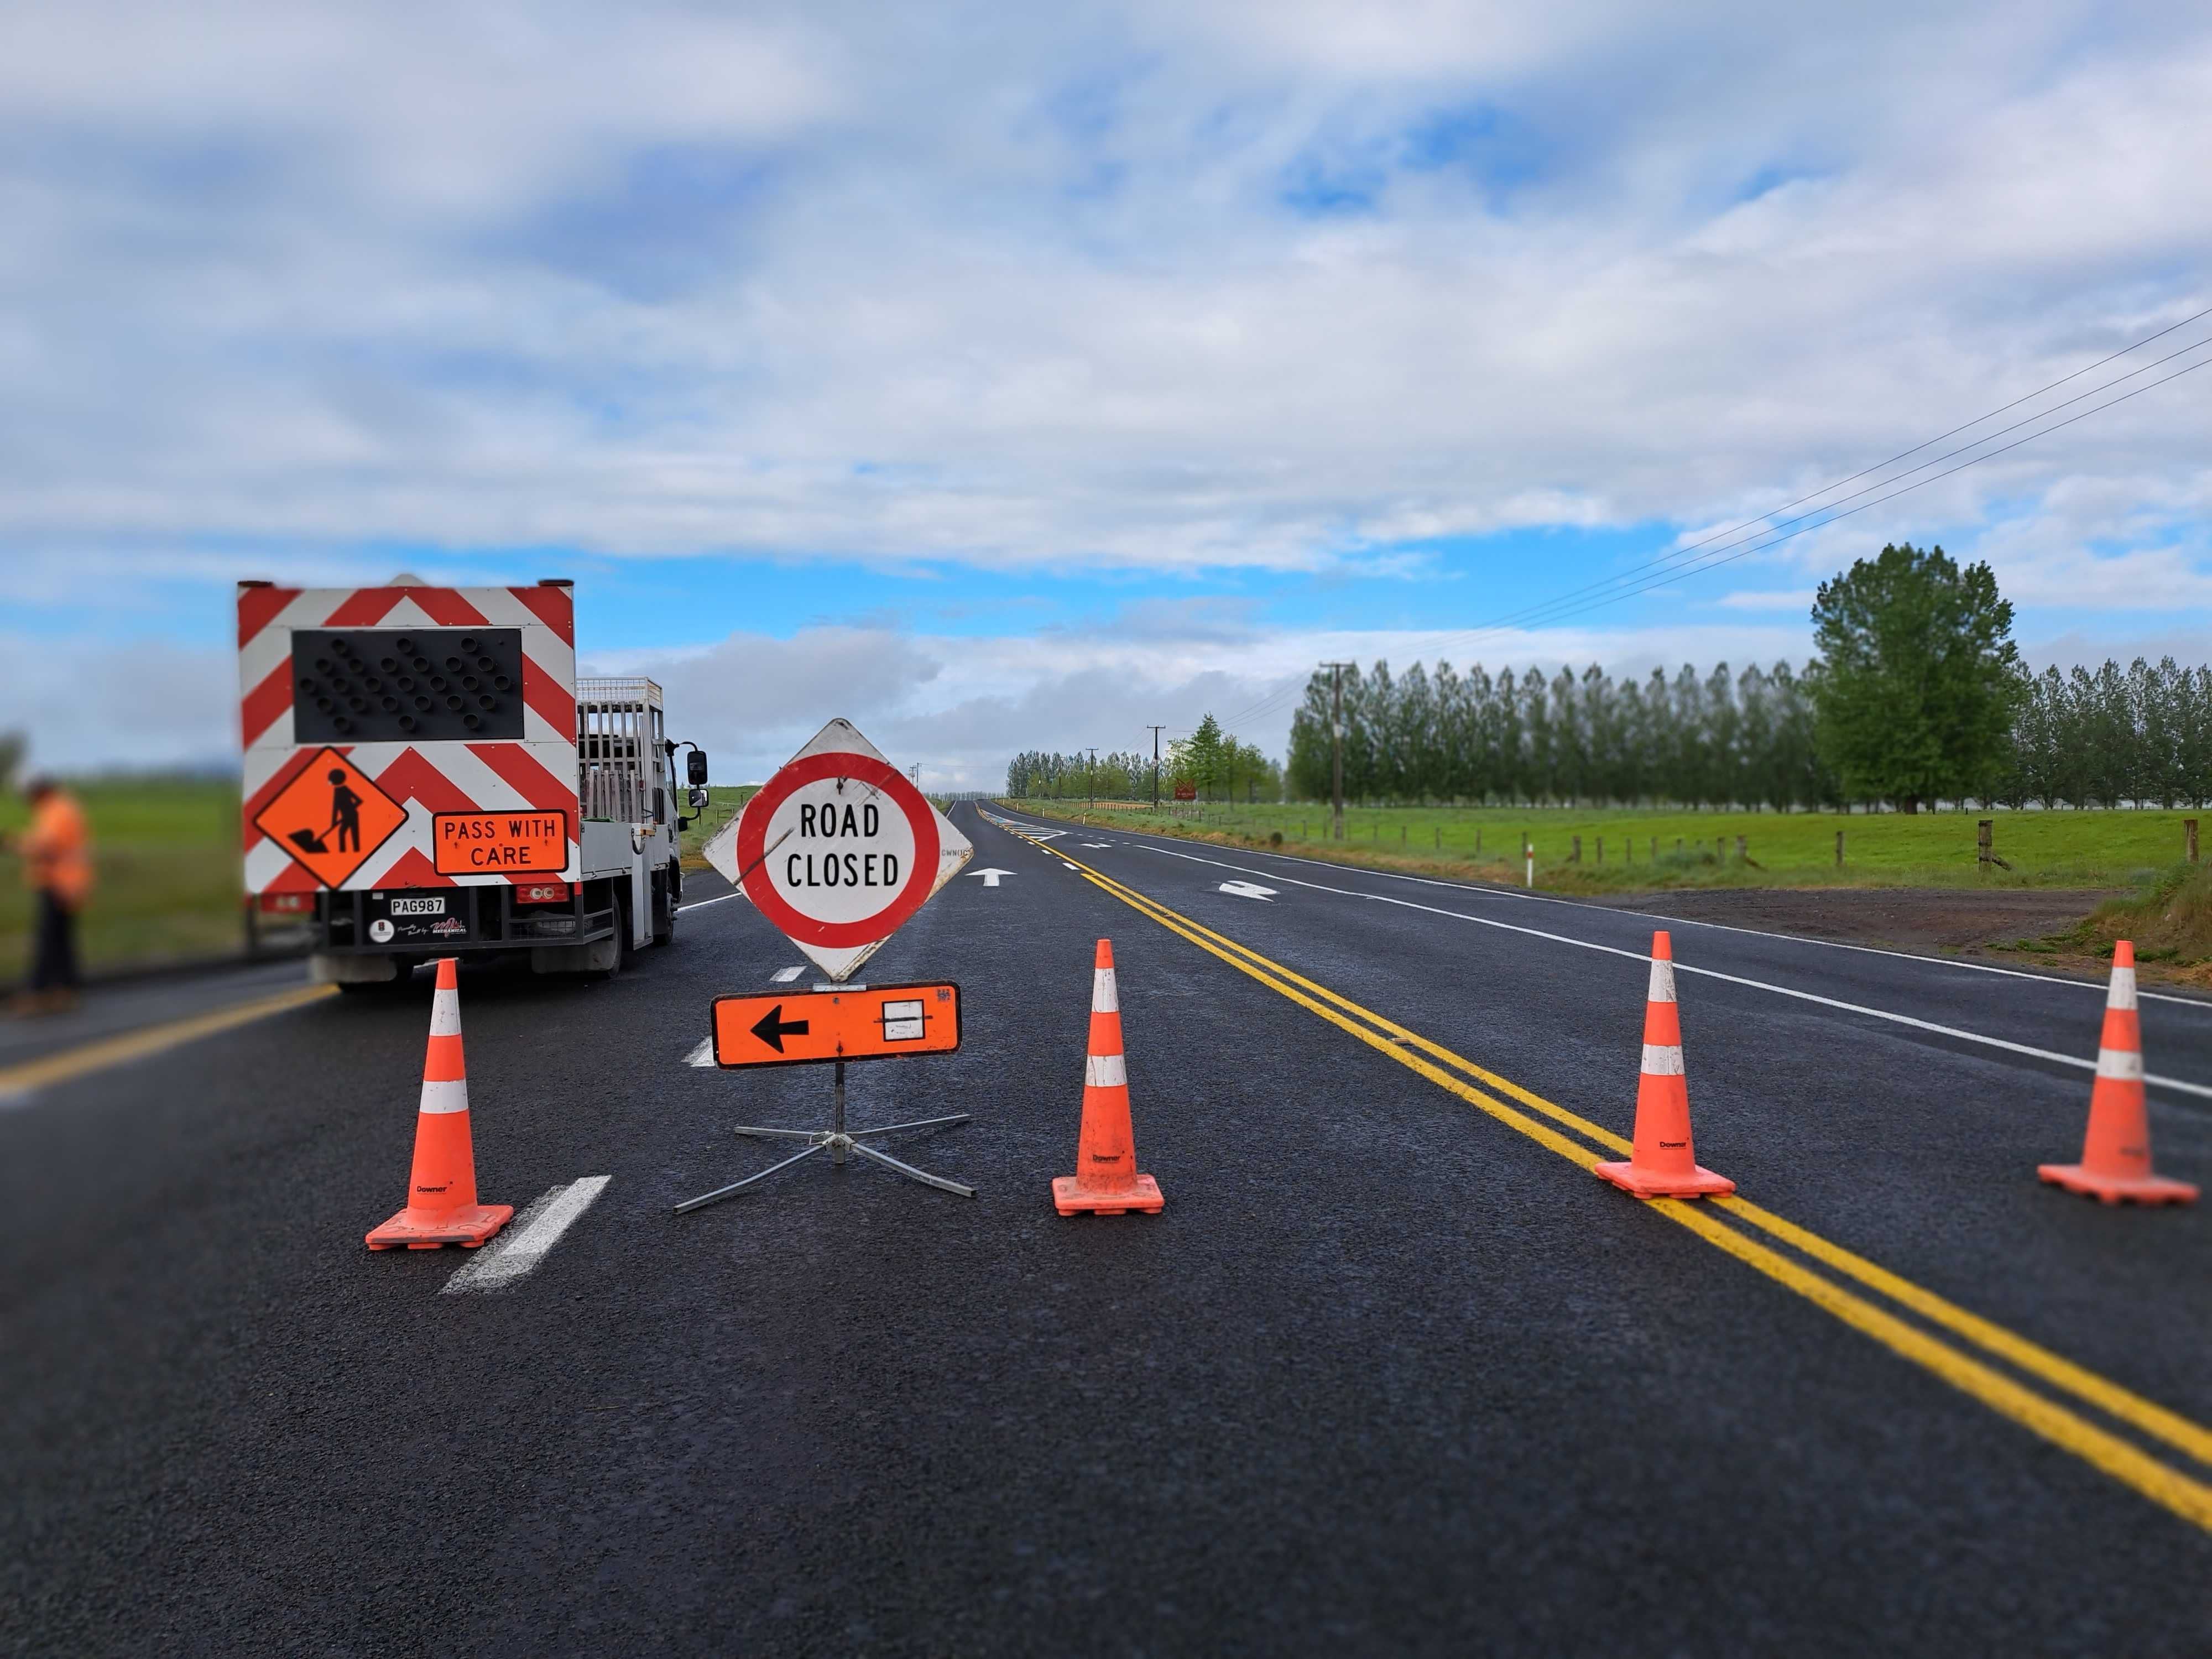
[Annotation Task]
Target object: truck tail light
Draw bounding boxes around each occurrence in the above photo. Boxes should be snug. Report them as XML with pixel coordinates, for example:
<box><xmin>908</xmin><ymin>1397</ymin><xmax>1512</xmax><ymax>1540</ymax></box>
<box><xmin>258</xmin><ymin>892</ymin><xmax>314</xmax><ymax>915</ymax></box>
<box><xmin>517</xmin><ymin>880</ymin><xmax>572</xmax><ymax>904</ymax></box>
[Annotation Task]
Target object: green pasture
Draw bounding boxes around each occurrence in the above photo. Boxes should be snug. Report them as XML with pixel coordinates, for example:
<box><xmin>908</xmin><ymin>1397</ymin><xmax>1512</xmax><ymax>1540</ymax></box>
<box><xmin>0</xmin><ymin>776</ymin><xmax>246</xmax><ymax>983</ymax></box>
<box><xmin>1008</xmin><ymin>798</ymin><xmax>2205</xmax><ymax>891</ymax></box>
<box><xmin>677</xmin><ymin>785</ymin><xmax>759</xmax><ymax>870</ymax></box>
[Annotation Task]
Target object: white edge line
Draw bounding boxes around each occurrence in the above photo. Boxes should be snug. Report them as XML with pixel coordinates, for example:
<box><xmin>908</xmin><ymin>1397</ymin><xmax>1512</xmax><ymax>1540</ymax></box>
<box><xmin>1005</xmin><ymin>815</ymin><xmax>2212</xmax><ymax>1104</ymax></box>
<box><xmin>990</xmin><ymin>805</ymin><xmax>2212</xmax><ymax>1008</ymax></box>
<box><xmin>679</xmin><ymin>891</ymin><xmax>746</xmax><ymax>912</ymax></box>
<box><xmin>442</xmin><ymin>1176</ymin><xmax>612</xmax><ymax>1294</ymax></box>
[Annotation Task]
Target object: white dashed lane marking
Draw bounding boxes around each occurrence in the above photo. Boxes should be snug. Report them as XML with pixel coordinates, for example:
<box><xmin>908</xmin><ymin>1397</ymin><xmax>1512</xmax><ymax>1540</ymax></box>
<box><xmin>442</xmin><ymin>1176</ymin><xmax>612</xmax><ymax>1295</ymax></box>
<box><xmin>771</xmin><ymin>964</ymin><xmax>806</xmax><ymax>982</ymax></box>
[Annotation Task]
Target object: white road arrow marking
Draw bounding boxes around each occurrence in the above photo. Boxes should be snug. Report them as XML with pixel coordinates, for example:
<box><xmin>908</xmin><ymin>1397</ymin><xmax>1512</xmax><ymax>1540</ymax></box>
<box><xmin>771</xmin><ymin>964</ymin><xmax>806</xmax><ymax>982</ymax></box>
<box><xmin>683</xmin><ymin>1037</ymin><xmax>715</xmax><ymax>1067</ymax></box>
<box><xmin>968</xmin><ymin>867</ymin><xmax>1015</xmax><ymax>887</ymax></box>
<box><xmin>1218</xmin><ymin>880</ymin><xmax>1277</xmax><ymax>901</ymax></box>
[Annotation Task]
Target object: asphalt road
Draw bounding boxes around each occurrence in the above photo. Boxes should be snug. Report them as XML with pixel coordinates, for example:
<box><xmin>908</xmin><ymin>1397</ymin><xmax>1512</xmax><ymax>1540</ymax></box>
<box><xmin>3</xmin><ymin>800</ymin><xmax>2206</xmax><ymax>1656</ymax></box>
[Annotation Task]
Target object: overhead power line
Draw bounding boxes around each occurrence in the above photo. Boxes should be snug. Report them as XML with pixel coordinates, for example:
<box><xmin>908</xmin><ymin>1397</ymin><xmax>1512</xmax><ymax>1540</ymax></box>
<box><xmin>1210</xmin><ymin>306</ymin><xmax>2212</xmax><ymax>734</ymax></box>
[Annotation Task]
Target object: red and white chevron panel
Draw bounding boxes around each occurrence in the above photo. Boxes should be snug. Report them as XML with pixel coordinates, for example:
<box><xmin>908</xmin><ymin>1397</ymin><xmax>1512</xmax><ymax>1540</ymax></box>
<box><xmin>238</xmin><ymin>584</ymin><xmax>580</xmax><ymax>894</ymax></box>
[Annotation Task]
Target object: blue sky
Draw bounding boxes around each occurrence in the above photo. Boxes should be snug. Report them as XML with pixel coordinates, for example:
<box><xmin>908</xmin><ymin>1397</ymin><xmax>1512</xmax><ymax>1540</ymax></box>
<box><xmin>2</xmin><ymin>2</ymin><xmax>2208</xmax><ymax>784</ymax></box>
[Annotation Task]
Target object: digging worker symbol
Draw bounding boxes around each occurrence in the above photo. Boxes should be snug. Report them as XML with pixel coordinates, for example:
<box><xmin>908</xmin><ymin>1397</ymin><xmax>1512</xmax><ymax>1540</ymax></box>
<box><xmin>327</xmin><ymin>769</ymin><xmax>363</xmax><ymax>854</ymax></box>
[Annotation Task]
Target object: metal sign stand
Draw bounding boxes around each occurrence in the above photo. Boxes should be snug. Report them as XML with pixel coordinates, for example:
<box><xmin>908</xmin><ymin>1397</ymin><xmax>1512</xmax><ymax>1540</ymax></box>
<box><xmin>674</xmin><ymin>1060</ymin><xmax>974</xmax><ymax>1213</ymax></box>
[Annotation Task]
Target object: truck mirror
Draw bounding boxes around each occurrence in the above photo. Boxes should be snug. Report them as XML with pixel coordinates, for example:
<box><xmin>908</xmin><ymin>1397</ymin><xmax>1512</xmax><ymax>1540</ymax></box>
<box><xmin>687</xmin><ymin>750</ymin><xmax>708</xmax><ymax>786</ymax></box>
<box><xmin>687</xmin><ymin>786</ymin><xmax>708</xmax><ymax>811</ymax></box>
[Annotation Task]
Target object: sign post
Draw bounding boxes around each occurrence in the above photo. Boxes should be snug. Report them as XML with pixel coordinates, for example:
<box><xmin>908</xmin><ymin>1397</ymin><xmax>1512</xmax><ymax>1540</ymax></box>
<box><xmin>679</xmin><ymin>719</ymin><xmax>977</xmax><ymax>1212</ymax></box>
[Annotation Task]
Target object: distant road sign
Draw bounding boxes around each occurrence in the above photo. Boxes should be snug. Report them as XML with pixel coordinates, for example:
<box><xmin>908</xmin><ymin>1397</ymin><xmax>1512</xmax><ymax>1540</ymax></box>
<box><xmin>702</xmin><ymin>718</ymin><xmax>973</xmax><ymax>980</ymax></box>
<box><xmin>1173</xmin><ymin>782</ymin><xmax>1197</xmax><ymax>801</ymax></box>
<box><xmin>711</xmin><ymin>983</ymin><xmax>961</xmax><ymax>1069</ymax></box>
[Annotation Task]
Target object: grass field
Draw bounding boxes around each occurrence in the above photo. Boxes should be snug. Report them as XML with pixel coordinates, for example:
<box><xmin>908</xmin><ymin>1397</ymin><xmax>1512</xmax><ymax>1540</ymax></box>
<box><xmin>0</xmin><ymin>776</ymin><xmax>246</xmax><ymax>984</ymax></box>
<box><xmin>1006</xmin><ymin>798</ymin><xmax>2206</xmax><ymax>892</ymax></box>
<box><xmin>677</xmin><ymin>786</ymin><xmax>759</xmax><ymax>870</ymax></box>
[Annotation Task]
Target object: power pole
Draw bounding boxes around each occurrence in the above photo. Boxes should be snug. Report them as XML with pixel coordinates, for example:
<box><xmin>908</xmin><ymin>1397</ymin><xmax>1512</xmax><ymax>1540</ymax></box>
<box><xmin>1321</xmin><ymin>661</ymin><xmax>1353</xmax><ymax>841</ymax></box>
<box><xmin>1087</xmin><ymin>747</ymin><xmax>1098</xmax><ymax>815</ymax></box>
<box><xmin>1146</xmin><ymin>725</ymin><xmax>1165</xmax><ymax>812</ymax></box>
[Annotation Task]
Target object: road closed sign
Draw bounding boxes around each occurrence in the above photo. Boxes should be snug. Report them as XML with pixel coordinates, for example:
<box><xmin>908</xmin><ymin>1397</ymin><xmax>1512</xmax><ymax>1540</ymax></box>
<box><xmin>703</xmin><ymin>718</ymin><xmax>972</xmax><ymax>980</ymax></box>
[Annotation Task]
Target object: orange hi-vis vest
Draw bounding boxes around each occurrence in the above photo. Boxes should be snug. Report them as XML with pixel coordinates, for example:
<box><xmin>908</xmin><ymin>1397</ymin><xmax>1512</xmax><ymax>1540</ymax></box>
<box><xmin>23</xmin><ymin>791</ymin><xmax>93</xmax><ymax>909</ymax></box>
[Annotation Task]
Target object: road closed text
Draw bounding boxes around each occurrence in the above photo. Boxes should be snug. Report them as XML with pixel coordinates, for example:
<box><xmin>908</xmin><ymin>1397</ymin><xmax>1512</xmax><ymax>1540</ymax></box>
<box><xmin>432</xmin><ymin>811</ymin><xmax>569</xmax><ymax>874</ymax></box>
<box><xmin>788</xmin><ymin>799</ymin><xmax>899</xmax><ymax>888</ymax></box>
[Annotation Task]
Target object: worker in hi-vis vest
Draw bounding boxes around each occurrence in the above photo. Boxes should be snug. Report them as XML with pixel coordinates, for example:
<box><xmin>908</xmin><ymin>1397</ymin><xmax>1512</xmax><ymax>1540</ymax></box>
<box><xmin>4</xmin><ymin>776</ymin><xmax>95</xmax><ymax>1015</ymax></box>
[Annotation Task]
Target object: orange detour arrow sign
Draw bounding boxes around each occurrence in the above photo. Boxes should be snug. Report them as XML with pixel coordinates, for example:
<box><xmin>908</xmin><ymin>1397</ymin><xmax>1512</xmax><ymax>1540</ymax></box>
<box><xmin>710</xmin><ymin>982</ymin><xmax>961</xmax><ymax>1070</ymax></box>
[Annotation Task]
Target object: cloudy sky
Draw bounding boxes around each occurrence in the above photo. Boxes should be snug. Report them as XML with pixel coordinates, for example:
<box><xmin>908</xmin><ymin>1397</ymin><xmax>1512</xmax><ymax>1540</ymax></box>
<box><xmin>3</xmin><ymin>1</ymin><xmax>2208</xmax><ymax>785</ymax></box>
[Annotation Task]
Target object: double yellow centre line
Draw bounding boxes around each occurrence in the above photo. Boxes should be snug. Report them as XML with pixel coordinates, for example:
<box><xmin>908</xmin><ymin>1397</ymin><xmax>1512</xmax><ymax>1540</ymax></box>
<box><xmin>999</xmin><ymin>818</ymin><xmax>2212</xmax><ymax>1534</ymax></box>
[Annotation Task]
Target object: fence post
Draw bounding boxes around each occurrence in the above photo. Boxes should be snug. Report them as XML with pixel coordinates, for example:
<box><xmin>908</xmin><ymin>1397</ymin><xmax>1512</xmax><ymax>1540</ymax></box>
<box><xmin>1477</xmin><ymin>828</ymin><xmax>1483</xmax><ymax>856</ymax></box>
<box><xmin>1835</xmin><ymin>828</ymin><xmax>1845</xmax><ymax>868</ymax></box>
<box><xmin>1977</xmin><ymin>818</ymin><xmax>1993</xmax><ymax>873</ymax></box>
<box><xmin>2188</xmin><ymin>818</ymin><xmax>2200</xmax><ymax>864</ymax></box>
<box><xmin>1524</xmin><ymin>835</ymin><xmax>1533</xmax><ymax>889</ymax></box>
<box><xmin>1597</xmin><ymin>836</ymin><xmax>1604</xmax><ymax>865</ymax></box>
<box><xmin>1735</xmin><ymin>834</ymin><xmax>1746</xmax><ymax>864</ymax></box>
<box><xmin>1717</xmin><ymin>836</ymin><xmax>1726</xmax><ymax>863</ymax></box>
<box><xmin>1571</xmin><ymin>834</ymin><xmax>1582</xmax><ymax>863</ymax></box>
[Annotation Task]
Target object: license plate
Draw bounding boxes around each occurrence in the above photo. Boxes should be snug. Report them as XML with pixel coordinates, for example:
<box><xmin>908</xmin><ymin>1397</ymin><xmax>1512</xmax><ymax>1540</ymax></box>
<box><xmin>389</xmin><ymin>896</ymin><xmax>447</xmax><ymax>916</ymax></box>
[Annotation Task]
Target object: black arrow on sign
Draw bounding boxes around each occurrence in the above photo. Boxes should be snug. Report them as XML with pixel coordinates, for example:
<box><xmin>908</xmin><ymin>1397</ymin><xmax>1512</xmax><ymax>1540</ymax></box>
<box><xmin>750</xmin><ymin>1004</ymin><xmax>811</xmax><ymax>1052</ymax></box>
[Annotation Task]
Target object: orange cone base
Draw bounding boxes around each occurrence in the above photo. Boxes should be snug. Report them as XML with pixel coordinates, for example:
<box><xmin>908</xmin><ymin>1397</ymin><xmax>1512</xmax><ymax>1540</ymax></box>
<box><xmin>1052</xmin><ymin>1173</ymin><xmax>1164</xmax><ymax>1217</ymax></box>
<box><xmin>1593</xmin><ymin>1160</ymin><xmax>1735</xmax><ymax>1199</ymax></box>
<box><xmin>2037</xmin><ymin>1164</ymin><xmax>2198</xmax><ymax>1207</ymax></box>
<box><xmin>366</xmin><ymin>1202</ymin><xmax>514</xmax><ymax>1250</ymax></box>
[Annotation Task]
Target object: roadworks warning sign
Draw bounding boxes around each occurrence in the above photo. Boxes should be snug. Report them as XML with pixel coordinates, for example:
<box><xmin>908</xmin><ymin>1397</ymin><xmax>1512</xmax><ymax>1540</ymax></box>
<box><xmin>252</xmin><ymin>748</ymin><xmax>408</xmax><ymax>887</ymax></box>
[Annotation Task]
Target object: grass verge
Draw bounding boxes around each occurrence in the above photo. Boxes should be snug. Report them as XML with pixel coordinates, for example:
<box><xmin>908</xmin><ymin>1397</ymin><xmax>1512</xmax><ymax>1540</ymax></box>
<box><xmin>1010</xmin><ymin>799</ymin><xmax>2196</xmax><ymax>892</ymax></box>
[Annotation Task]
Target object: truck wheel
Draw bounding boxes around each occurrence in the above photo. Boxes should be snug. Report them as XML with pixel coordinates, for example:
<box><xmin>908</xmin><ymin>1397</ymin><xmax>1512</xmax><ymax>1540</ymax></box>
<box><xmin>615</xmin><ymin>888</ymin><xmax>640</xmax><ymax>969</ymax></box>
<box><xmin>653</xmin><ymin>872</ymin><xmax>676</xmax><ymax>947</ymax></box>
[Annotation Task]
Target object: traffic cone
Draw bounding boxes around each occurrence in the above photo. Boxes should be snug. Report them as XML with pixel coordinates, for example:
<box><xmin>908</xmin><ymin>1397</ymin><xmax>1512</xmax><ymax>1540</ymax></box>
<box><xmin>1594</xmin><ymin>931</ymin><xmax>1735</xmax><ymax>1199</ymax></box>
<box><xmin>366</xmin><ymin>958</ymin><xmax>515</xmax><ymax>1249</ymax></box>
<box><xmin>1052</xmin><ymin>939</ymin><xmax>1164</xmax><ymax>1216</ymax></box>
<box><xmin>2038</xmin><ymin>942</ymin><xmax>2198</xmax><ymax>1206</ymax></box>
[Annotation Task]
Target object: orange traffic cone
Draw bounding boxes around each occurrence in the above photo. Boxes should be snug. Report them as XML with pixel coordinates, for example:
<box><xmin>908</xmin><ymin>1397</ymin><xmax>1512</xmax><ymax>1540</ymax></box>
<box><xmin>1052</xmin><ymin>939</ymin><xmax>1164</xmax><ymax>1216</ymax></box>
<box><xmin>1594</xmin><ymin>931</ymin><xmax>1735</xmax><ymax>1199</ymax></box>
<box><xmin>2039</xmin><ymin>942</ymin><xmax>2198</xmax><ymax>1206</ymax></box>
<box><xmin>366</xmin><ymin>958</ymin><xmax>515</xmax><ymax>1249</ymax></box>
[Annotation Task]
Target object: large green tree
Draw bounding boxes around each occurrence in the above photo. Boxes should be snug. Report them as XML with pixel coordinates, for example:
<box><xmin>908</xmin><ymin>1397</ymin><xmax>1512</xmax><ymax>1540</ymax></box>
<box><xmin>1808</xmin><ymin>543</ymin><xmax>2022</xmax><ymax>812</ymax></box>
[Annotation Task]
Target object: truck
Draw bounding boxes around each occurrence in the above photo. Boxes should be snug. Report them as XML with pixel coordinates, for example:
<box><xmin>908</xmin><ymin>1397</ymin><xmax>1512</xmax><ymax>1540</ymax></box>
<box><xmin>237</xmin><ymin>577</ymin><xmax>710</xmax><ymax>989</ymax></box>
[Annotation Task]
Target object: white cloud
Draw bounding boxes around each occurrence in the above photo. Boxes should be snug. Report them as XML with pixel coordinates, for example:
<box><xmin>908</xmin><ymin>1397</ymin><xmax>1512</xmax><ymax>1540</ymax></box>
<box><xmin>0</xmin><ymin>2</ymin><xmax>2205</xmax><ymax>580</ymax></box>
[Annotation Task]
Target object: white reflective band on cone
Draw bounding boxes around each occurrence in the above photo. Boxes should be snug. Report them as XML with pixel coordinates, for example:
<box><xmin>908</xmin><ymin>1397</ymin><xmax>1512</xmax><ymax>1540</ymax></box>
<box><xmin>1092</xmin><ymin>969</ymin><xmax>1119</xmax><ymax>1013</ymax></box>
<box><xmin>2106</xmin><ymin>967</ymin><xmax>2138</xmax><ymax>1011</ymax></box>
<box><xmin>1085</xmin><ymin>1052</ymin><xmax>1126</xmax><ymax>1089</ymax></box>
<box><xmin>1646</xmin><ymin>958</ymin><xmax>1677</xmax><ymax>1004</ymax></box>
<box><xmin>429</xmin><ymin>990</ymin><xmax>462</xmax><ymax>1037</ymax></box>
<box><xmin>1641</xmin><ymin>1044</ymin><xmax>1686</xmax><ymax>1076</ymax></box>
<box><xmin>418</xmin><ymin>1077</ymin><xmax>471</xmax><ymax>1115</ymax></box>
<box><xmin>2095</xmin><ymin>1047</ymin><xmax>2145</xmax><ymax>1081</ymax></box>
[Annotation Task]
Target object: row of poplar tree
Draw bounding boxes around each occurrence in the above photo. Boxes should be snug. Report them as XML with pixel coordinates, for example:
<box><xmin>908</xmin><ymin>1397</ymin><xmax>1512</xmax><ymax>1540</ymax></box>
<box><xmin>1005</xmin><ymin>716</ymin><xmax>1282</xmax><ymax>802</ymax></box>
<box><xmin>1281</xmin><ymin>655</ymin><xmax>2212</xmax><ymax>810</ymax></box>
<box><xmin>1005</xmin><ymin>549</ymin><xmax>2212</xmax><ymax>812</ymax></box>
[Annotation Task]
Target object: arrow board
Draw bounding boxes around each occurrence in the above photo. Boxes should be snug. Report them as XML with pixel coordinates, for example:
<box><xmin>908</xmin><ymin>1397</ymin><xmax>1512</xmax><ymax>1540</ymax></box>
<box><xmin>702</xmin><ymin>718</ymin><xmax>973</xmax><ymax>981</ymax></box>
<box><xmin>709</xmin><ymin>983</ymin><xmax>962</xmax><ymax>1068</ymax></box>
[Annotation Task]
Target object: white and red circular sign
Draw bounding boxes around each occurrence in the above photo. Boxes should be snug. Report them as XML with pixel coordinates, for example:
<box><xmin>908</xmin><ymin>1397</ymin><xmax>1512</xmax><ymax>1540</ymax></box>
<box><xmin>735</xmin><ymin>752</ymin><xmax>942</xmax><ymax>948</ymax></box>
